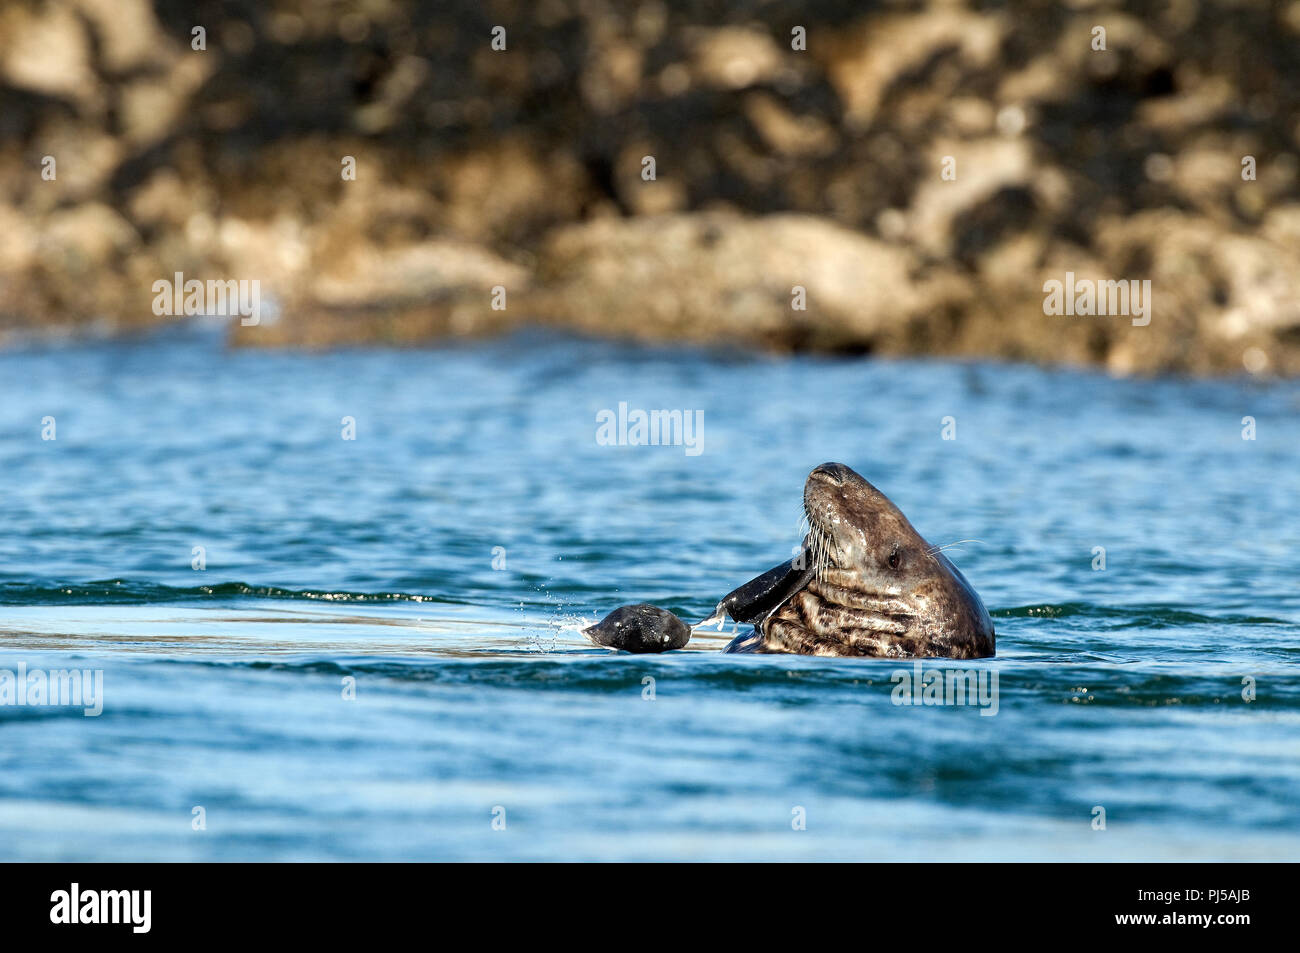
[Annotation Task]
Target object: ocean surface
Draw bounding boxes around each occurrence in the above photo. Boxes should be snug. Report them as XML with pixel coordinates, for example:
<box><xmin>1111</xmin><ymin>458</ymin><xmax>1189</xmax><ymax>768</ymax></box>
<box><xmin>1</xmin><ymin>323</ymin><xmax>1297</xmax><ymax>861</ymax></box>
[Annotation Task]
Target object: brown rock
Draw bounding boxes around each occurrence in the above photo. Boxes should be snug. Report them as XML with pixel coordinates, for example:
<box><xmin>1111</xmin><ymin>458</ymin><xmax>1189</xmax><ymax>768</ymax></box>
<box><xmin>533</xmin><ymin>212</ymin><xmax>951</xmax><ymax>351</ymax></box>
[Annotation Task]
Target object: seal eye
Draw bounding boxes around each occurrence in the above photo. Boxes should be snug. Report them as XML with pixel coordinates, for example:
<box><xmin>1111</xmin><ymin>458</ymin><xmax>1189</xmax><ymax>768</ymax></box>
<box><xmin>888</xmin><ymin>546</ymin><xmax>901</xmax><ymax>570</ymax></box>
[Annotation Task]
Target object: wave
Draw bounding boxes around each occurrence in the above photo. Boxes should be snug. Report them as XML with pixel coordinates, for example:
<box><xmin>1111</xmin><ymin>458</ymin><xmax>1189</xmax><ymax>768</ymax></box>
<box><xmin>994</xmin><ymin>602</ymin><xmax>1292</xmax><ymax>626</ymax></box>
<box><xmin>0</xmin><ymin>579</ymin><xmax>462</xmax><ymax>606</ymax></box>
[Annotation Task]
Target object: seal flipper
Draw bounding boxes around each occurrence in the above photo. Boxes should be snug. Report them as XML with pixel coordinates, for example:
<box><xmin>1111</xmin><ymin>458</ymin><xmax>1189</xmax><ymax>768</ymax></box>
<box><xmin>722</xmin><ymin>627</ymin><xmax>766</xmax><ymax>654</ymax></box>
<box><xmin>583</xmin><ymin>604</ymin><xmax>691</xmax><ymax>654</ymax></box>
<box><xmin>702</xmin><ymin>557</ymin><xmax>815</xmax><ymax>627</ymax></box>
<box><xmin>586</xmin><ymin>556</ymin><xmax>812</xmax><ymax>655</ymax></box>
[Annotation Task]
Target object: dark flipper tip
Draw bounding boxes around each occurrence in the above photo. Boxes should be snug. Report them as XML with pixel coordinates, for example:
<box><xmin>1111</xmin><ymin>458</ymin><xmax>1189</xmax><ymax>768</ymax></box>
<box><xmin>583</xmin><ymin>604</ymin><xmax>691</xmax><ymax>654</ymax></box>
<box><xmin>716</xmin><ymin>557</ymin><xmax>815</xmax><ymax>625</ymax></box>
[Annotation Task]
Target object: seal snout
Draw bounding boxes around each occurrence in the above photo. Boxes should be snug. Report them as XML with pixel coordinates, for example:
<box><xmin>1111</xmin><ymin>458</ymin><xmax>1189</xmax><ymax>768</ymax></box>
<box><xmin>804</xmin><ymin>462</ymin><xmax>855</xmax><ymax>524</ymax></box>
<box><xmin>809</xmin><ymin>462</ymin><xmax>851</xmax><ymax>486</ymax></box>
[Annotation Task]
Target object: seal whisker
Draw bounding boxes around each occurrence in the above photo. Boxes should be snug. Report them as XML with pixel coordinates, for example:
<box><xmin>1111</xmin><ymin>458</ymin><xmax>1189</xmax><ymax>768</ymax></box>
<box><xmin>801</xmin><ymin>492</ymin><xmax>842</xmax><ymax>588</ymax></box>
<box><xmin>926</xmin><ymin>539</ymin><xmax>983</xmax><ymax>560</ymax></box>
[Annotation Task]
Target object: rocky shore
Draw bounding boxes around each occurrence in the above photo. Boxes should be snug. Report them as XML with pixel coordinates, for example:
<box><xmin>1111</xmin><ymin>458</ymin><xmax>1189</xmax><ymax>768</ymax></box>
<box><xmin>2</xmin><ymin>0</ymin><xmax>1298</xmax><ymax>375</ymax></box>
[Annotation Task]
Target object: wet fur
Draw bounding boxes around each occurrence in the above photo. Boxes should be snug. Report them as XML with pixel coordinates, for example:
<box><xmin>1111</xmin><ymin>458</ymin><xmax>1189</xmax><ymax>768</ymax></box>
<box><xmin>748</xmin><ymin>463</ymin><xmax>995</xmax><ymax>659</ymax></box>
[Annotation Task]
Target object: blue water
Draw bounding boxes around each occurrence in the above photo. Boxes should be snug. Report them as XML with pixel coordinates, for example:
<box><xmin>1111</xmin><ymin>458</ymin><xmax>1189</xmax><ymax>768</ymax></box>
<box><xmin>1</xmin><ymin>325</ymin><xmax>1297</xmax><ymax>860</ymax></box>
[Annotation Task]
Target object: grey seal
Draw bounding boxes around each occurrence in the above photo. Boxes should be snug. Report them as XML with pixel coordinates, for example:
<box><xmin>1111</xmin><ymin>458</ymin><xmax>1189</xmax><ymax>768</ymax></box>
<box><xmin>728</xmin><ymin>462</ymin><xmax>995</xmax><ymax>658</ymax></box>
<box><xmin>583</xmin><ymin>463</ymin><xmax>994</xmax><ymax>659</ymax></box>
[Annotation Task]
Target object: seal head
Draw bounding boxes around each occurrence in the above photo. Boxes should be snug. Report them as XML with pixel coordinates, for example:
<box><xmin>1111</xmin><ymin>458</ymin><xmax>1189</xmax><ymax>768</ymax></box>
<box><xmin>756</xmin><ymin>462</ymin><xmax>995</xmax><ymax>658</ymax></box>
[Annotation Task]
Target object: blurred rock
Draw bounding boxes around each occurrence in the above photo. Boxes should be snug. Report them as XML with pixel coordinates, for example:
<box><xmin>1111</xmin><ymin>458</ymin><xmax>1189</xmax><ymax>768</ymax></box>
<box><xmin>0</xmin><ymin>2</ymin><xmax>99</xmax><ymax>108</ymax></box>
<box><xmin>70</xmin><ymin>0</ymin><xmax>173</xmax><ymax>73</ymax></box>
<box><xmin>532</xmin><ymin>212</ymin><xmax>949</xmax><ymax>351</ymax></box>
<box><xmin>1</xmin><ymin>0</ymin><xmax>1298</xmax><ymax>374</ymax></box>
<box><xmin>689</xmin><ymin>26</ymin><xmax>786</xmax><ymax>90</ymax></box>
